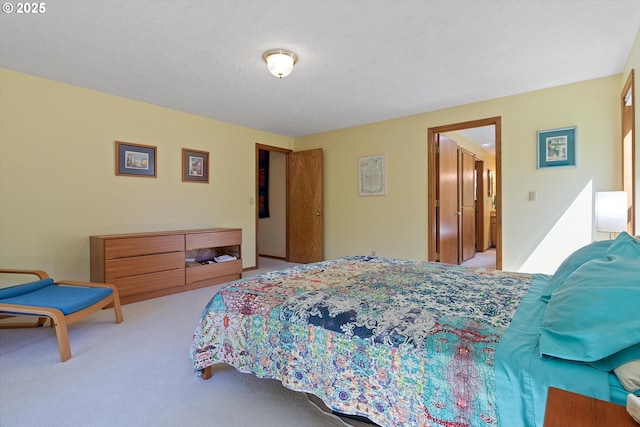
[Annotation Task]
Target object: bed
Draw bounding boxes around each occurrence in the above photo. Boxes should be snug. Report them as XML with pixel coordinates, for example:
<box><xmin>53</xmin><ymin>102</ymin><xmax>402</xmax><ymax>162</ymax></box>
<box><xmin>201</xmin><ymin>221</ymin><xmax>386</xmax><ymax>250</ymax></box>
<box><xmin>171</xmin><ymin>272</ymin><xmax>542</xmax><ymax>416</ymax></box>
<box><xmin>190</xmin><ymin>232</ymin><xmax>640</xmax><ymax>427</ymax></box>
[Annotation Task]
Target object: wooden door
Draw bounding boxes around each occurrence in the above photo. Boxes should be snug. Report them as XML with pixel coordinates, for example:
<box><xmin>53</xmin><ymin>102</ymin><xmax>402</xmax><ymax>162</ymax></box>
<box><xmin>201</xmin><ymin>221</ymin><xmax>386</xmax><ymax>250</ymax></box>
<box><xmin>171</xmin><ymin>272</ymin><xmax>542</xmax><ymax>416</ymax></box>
<box><xmin>460</xmin><ymin>148</ymin><xmax>476</xmax><ymax>262</ymax></box>
<box><xmin>288</xmin><ymin>149</ymin><xmax>324</xmax><ymax>263</ymax></box>
<box><xmin>437</xmin><ymin>135</ymin><xmax>459</xmax><ymax>264</ymax></box>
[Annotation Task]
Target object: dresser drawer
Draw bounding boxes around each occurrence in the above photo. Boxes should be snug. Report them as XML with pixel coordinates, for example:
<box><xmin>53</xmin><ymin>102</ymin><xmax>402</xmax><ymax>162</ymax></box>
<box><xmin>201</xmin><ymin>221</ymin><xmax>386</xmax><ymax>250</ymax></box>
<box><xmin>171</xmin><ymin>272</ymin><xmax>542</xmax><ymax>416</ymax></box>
<box><xmin>186</xmin><ymin>230</ymin><xmax>241</xmax><ymax>250</ymax></box>
<box><xmin>110</xmin><ymin>269</ymin><xmax>185</xmax><ymax>297</ymax></box>
<box><xmin>186</xmin><ymin>259</ymin><xmax>242</xmax><ymax>284</ymax></box>
<box><xmin>104</xmin><ymin>252</ymin><xmax>184</xmax><ymax>279</ymax></box>
<box><xmin>104</xmin><ymin>234</ymin><xmax>184</xmax><ymax>259</ymax></box>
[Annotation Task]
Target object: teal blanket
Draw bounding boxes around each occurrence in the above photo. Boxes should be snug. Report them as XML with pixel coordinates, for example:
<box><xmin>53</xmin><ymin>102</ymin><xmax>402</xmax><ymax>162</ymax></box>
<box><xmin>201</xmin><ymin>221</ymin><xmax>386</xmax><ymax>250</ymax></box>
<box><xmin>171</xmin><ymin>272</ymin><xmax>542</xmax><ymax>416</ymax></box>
<box><xmin>495</xmin><ymin>274</ymin><xmax>611</xmax><ymax>427</ymax></box>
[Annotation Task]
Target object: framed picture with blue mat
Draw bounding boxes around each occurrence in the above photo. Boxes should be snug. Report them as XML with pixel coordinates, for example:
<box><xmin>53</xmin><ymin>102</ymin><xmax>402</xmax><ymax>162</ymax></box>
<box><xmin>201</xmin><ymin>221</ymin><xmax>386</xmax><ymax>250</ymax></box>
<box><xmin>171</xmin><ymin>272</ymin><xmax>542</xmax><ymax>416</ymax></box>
<box><xmin>537</xmin><ymin>126</ymin><xmax>576</xmax><ymax>169</ymax></box>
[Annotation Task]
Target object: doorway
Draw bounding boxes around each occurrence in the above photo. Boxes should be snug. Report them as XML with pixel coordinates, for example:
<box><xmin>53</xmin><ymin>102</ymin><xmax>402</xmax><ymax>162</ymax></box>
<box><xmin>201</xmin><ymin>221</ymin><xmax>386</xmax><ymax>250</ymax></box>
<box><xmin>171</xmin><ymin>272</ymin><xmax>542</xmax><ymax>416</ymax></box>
<box><xmin>254</xmin><ymin>144</ymin><xmax>325</xmax><ymax>268</ymax></box>
<box><xmin>428</xmin><ymin>117</ymin><xmax>502</xmax><ymax>270</ymax></box>
<box><xmin>256</xmin><ymin>144</ymin><xmax>291</xmax><ymax>269</ymax></box>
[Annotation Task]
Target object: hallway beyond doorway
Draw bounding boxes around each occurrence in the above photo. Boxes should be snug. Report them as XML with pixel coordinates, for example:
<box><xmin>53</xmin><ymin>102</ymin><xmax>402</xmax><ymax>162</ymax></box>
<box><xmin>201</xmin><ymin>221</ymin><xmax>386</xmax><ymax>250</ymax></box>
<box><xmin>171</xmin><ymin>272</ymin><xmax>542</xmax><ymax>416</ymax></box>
<box><xmin>460</xmin><ymin>248</ymin><xmax>496</xmax><ymax>269</ymax></box>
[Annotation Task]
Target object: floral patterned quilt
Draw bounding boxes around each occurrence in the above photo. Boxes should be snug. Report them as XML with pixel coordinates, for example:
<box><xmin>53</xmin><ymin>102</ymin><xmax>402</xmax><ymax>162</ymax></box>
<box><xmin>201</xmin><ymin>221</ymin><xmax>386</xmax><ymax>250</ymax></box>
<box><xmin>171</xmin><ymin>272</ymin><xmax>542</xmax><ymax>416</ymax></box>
<box><xmin>190</xmin><ymin>256</ymin><xmax>531</xmax><ymax>427</ymax></box>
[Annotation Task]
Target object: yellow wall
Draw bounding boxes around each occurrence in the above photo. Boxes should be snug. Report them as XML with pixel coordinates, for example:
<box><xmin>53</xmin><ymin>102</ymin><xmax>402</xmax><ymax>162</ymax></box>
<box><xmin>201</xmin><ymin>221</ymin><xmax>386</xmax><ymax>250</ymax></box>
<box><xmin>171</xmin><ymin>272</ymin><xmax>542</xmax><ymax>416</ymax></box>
<box><xmin>0</xmin><ymin>67</ymin><xmax>629</xmax><ymax>279</ymax></box>
<box><xmin>0</xmin><ymin>68</ymin><xmax>292</xmax><ymax>280</ymax></box>
<box><xmin>295</xmin><ymin>75</ymin><xmax>621</xmax><ymax>273</ymax></box>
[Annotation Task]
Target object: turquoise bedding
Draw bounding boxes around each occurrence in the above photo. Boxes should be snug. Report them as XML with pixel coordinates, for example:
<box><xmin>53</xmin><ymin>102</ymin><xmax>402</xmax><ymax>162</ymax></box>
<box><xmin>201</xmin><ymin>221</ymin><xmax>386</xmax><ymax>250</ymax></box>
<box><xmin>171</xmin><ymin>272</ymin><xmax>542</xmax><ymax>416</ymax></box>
<box><xmin>495</xmin><ymin>273</ymin><xmax>611</xmax><ymax>427</ymax></box>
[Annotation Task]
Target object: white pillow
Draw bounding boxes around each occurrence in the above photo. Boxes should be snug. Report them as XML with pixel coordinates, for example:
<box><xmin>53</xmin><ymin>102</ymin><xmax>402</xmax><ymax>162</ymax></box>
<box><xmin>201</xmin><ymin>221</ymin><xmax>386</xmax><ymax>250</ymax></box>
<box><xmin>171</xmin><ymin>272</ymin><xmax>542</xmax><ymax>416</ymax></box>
<box><xmin>614</xmin><ymin>359</ymin><xmax>640</xmax><ymax>392</ymax></box>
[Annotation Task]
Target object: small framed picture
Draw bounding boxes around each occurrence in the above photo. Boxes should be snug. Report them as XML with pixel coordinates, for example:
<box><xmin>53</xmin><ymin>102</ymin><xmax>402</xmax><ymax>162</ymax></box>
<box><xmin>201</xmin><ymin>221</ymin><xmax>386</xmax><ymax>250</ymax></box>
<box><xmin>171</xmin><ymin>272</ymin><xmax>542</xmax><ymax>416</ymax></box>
<box><xmin>537</xmin><ymin>126</ymin><xmax>576</xmax><ymax>169</ymax></box>
<box><xmin>182</xmin><ymin>148</ymin><xmax>209</xmax><ymax>183</ymax></box>
<box><xmin>488</xmin><ymin>169</ymin><xmax>495</xmax><ymax>197</ymax></box>
<box><xmin>358</xmin><ymin>154</ymin><xmax>385</xmax><ymax>196</ymax></box>
<box><xmin>116</xmin><ymin>141</ymin><xmax>157</xmax><ymax>177</ymax></box>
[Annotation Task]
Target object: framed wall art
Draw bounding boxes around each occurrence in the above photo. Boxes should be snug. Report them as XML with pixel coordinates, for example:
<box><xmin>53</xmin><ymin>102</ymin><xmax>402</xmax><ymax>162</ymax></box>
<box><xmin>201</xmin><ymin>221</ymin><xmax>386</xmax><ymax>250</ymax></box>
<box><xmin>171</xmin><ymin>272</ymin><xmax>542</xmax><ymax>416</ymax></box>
<box><xmin>358</xmin><ymin>154</ymin><xmax>386</xmax><ymax>196</ymax></box>
<box><xmin>182</xmin><ymin>148</ymin><xmax>209</xmax><ymax>183</ymax></box>
<box><xmin>488</xmin><ymin>169</ymin><xmax>495</xmax><ymax>197</ymax></box>
<box><xmin>537</xmin><ymin>126</ymin><xmax>576</xmax><ymax>169</ymax></box>
<box><xmin>116</xmin><ymin>141</ymin><xmax>157</xmax><ymax>177</ymax></box>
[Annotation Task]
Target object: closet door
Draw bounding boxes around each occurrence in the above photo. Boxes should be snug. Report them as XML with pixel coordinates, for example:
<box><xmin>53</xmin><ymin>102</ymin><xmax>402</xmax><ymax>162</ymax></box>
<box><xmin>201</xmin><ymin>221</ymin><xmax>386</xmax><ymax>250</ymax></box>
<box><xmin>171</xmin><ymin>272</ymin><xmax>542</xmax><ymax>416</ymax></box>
<box><xmin>460</xmin><ymin>148</ymin><xmax>476</xmax><ymax>262</ymax></box>
<box><xmin>437</xmin><ymin>135</ymin><xmax>460</xmax><ymax>264</ymax></box>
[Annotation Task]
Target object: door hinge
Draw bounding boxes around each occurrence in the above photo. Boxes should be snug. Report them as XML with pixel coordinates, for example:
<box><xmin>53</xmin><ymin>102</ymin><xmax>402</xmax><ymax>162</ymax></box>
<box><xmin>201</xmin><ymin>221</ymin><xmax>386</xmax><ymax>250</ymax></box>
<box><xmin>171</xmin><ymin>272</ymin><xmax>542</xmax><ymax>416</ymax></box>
<box><xmin>435</xmin><ymin>252</ymin><xmax>440</xmax><ymax>261</ymax></box>
<box><xmin>435</xmin><ymin>199</ymin><xmax>439</xmax><ymax>208</ymax></box>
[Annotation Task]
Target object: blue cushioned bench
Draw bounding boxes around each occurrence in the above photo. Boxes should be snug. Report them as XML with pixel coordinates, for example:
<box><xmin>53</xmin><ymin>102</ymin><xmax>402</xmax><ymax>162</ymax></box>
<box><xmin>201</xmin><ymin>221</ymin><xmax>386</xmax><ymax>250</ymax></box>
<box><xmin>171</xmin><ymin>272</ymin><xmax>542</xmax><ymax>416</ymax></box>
<box><xmin>0</xmin><ymin>269</ymin><xmax>123</xmax><ymax>362</ymax></box>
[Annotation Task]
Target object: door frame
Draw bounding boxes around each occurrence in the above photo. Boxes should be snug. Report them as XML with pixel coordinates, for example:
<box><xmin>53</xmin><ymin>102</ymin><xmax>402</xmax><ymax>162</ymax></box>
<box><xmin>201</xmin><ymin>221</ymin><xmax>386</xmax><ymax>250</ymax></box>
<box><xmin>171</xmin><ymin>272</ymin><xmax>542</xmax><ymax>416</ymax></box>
<box><xmin>255</xmin><ymin>143</ymin><xmax>292</xmax><ymax>269</ymax></box>
<box><xmin>474</xmin><ymin>157</ymin><xmax>487</xmax><ymax>251</ymax></box>
<box><xmin>428</xmin><ymin>116</ymin><xmax>502</xmax><ymax>270</ymax></box>
<box><xmin>621</xmin><ymin>70</ymin><xmax>635</xmax><ymax>234</ymax></box>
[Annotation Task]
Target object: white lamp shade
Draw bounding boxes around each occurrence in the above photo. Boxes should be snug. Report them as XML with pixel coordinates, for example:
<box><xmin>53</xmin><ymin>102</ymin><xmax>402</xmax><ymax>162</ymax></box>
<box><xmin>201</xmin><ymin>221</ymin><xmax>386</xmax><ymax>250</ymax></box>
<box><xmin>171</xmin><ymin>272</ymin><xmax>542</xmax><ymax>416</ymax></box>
<box><xmin>595</xmin><ymin>191</ymin><xmax>628</xmax><ymax>232</ymax></box>
<box><xmin>263</xmin><ymin>49</ymin><xmax>297</xmax><ymax>78</ymax></box>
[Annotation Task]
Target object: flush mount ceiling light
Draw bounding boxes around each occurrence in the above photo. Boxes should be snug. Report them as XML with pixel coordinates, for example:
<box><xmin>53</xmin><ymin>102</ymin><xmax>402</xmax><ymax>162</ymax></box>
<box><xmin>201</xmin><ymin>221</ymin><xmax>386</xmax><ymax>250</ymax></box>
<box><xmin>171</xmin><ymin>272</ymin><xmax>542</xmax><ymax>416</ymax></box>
<box><xmin>263</xmin><ymin>49</ymin><xmax>297</xmax><ymax>79</ymax></box>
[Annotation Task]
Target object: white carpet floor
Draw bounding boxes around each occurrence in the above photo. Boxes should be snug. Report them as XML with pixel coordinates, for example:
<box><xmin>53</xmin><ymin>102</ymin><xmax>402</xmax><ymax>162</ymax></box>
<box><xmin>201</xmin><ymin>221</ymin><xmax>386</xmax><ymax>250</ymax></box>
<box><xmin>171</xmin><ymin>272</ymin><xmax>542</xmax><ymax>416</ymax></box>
<box><xmin>0</xmin><ymin>258</ymin><xmax>370</xmax><ymax>427</ymax></box>
<box><xmin>461</xmin><ymin>248</ymin><xmax>497</xmax><ymax>269</ymax></box>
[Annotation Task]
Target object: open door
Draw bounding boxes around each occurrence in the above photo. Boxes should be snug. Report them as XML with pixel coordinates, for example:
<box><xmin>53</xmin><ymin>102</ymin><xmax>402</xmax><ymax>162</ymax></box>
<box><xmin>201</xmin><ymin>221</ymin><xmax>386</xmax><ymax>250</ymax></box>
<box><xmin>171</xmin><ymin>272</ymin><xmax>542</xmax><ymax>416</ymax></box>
<box><xmin>288</xmin><ymin>149</ymin><xmax>324</xmax><ymax>263</ymax></box>
<box><xmin>460</xmin><ymin>148</ymin><xmax>476</xmax><ymax>262</ymax></box>
<box><xmin>437</xmin><ymin>135</ymin><xmax>460</xmax><ymax>264</ymax></box>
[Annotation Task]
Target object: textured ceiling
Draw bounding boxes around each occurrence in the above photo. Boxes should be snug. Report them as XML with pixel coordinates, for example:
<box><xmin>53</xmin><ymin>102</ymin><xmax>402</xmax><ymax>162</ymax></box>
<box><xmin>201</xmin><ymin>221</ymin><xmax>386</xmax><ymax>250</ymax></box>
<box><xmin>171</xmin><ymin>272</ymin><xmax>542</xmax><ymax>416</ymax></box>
<box><xmin>1</xmin><ymin>1</ymin><xmax>639</xmax><ymax>138</ymax></box>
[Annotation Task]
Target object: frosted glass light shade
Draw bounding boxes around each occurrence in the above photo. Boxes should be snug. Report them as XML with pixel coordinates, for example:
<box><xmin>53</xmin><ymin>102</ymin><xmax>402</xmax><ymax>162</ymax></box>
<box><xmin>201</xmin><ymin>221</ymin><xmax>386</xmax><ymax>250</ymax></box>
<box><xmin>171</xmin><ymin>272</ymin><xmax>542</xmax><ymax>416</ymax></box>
<box><xmin>595</xmin><ymin>191</ymin><xmax>627</xmax><ymax>232</ymax></box>
<box><xmin>263</xmin><ymin>49</ymin><xmax>297</xmax><ymax>78</ymax></box>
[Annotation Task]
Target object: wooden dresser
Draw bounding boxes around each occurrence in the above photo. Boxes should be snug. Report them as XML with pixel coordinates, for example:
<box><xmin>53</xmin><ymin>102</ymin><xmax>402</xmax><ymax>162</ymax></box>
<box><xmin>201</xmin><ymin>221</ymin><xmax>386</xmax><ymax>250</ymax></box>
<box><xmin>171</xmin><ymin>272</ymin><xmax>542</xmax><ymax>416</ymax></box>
<box><xmin>90</xmin><ymin>228</ymin><xmax>241</xmax><ymax>304</ymax></box>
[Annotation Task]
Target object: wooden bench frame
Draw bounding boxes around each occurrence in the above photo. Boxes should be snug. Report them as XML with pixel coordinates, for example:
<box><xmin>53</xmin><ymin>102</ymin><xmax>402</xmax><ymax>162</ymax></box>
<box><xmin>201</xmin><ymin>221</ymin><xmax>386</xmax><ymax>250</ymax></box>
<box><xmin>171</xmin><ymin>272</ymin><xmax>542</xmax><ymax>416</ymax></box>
<box><xmin>0</xmin><ymin>269</ymin><xmax>123</xmax><ymax>362</ymax></box>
